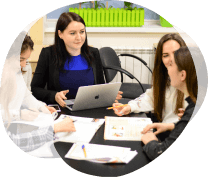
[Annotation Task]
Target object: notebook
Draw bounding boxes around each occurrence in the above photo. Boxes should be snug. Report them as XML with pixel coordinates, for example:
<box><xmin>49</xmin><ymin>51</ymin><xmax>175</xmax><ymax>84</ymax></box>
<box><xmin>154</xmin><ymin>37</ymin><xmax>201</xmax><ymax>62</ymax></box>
<box><xmin>104</xmin><ymin>116</ymin><xmax>152</xmax><ymax>141</ymax></box>
<box><xmin>65</xmin><ymin>142</ymin><xmax>138</xmax><ymax>164</ymax></box>
<box><xmin>65</xmin><ymin>82</ymin><xmax>121</xmax><ymax>111</ymax></box>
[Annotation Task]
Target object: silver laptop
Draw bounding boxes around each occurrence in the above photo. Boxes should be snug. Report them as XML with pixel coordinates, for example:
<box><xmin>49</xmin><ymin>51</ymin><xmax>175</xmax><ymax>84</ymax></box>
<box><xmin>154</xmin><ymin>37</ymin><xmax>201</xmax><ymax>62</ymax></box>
<box><xmin>65</xmin><ymin>82</ymin><xmax>121</xmax><ymax>111</ymax></box>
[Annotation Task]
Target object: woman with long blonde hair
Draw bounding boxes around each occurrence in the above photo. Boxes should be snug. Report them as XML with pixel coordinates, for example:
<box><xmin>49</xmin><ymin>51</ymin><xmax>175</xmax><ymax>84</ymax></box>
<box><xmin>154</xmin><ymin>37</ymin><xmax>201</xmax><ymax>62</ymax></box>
<box><xmin>0</xmin><ymin>32</ymin><xmax>76</xmax><ymax>152</ymax></box>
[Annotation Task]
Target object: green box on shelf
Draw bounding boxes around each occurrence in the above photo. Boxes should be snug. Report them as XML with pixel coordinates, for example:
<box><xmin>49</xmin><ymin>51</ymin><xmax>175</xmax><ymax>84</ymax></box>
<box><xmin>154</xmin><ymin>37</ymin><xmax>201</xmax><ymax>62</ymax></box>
<box><xmin>160</xmin><ymin>16</ymin><xmax>173</xmax><ymax>27</ymax></box>
<box><xmin>69</xmin><ymin>7</ymin><xmax>144</xmax><ymax>27</ymax></box>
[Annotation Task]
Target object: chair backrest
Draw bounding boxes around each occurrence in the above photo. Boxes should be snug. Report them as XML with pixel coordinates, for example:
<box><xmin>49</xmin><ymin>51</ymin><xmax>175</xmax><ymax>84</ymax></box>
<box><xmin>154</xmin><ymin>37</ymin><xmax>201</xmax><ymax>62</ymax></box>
<box><xmin>99</xmin><ymin>47</ymin><xmax>121</xmax><ymax>82</ymax></box>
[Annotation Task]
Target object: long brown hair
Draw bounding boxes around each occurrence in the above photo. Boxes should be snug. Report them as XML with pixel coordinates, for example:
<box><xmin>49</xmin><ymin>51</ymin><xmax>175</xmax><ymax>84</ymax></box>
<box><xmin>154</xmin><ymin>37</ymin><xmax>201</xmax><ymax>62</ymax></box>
<box><xmin>174</xmin><ymin>47</ymin><xmax>198</xmax><ymax>103</ymax></box>
<box><xmin>153</xmin><ymin>33</ymin><xmax>186</xmax><ymax>122</ymax></box>
<box><xmin>53</xmin><ymin>12</ymin><xmax>93</xmax><ymax>70</ymax></box>
<box><xmin>0</xmin><ymin>32</ymin><xmax>34</xmax><ymax>128</ymax></box>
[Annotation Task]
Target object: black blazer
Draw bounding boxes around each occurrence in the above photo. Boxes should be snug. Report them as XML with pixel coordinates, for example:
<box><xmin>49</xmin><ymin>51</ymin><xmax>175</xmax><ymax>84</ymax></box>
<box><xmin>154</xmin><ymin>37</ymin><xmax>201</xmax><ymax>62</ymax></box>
<box><xmin>143</xmin><ymin>97</ymin><xmax>195</xmax><ymax>160</ymax></box>
<box><xmin>31</xmin><ymin>46</ymin><xmax>105</xmax><ymax>104</ymax></box>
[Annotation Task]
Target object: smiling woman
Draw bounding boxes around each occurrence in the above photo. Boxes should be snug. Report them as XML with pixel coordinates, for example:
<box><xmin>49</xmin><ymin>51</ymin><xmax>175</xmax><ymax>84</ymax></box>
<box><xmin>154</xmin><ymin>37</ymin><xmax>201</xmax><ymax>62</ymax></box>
<box><xmin>141</xmin><ymin>46</ymin><xmax>198</xmax><ymax>160</ymax></box>
<box><xmin>0</xmin><ymin>32</ymin><xmax>53</xmax><ymax>152</ymax></box>
<box><xmin>162</xmin><ymin>40</ymin><xmax>181</xmax><ymax>68</ymax></box>
<box><xmin>152</xmin><ymin>34</ymin><xmax>187</xmax><ymax>122</ymax></box>
<box><xmin>113</xmin><ymin>33</ymin><xmax>188</xmax><ymax>124</ymax></box>
<box><xmin>20</xmin><ymin>50</ymin><xmax>31</xmax><ymax>68</ymax></box>
<box><xmin>58</xmin><ymin>21</ymin><xmax>86</xmax><ymax>56</ymax></box>
<box><xmin>0</xmin><ymin>32</ymin><xmax>77</xmax><ymax>154</ymax></box>
<box><xmin>0</xmin><ymin>32</ymin><xmax>58</xmax><ymax>122</ymax></box>
<box><xmin>31</xmin><ymin>12</ymin><xmax>107</xmax><ymax>107</ymax></box>
<box><xmin>52</xmin><ymin>13</ymin><xmax>97</xmax><ymax>103</ymax></box>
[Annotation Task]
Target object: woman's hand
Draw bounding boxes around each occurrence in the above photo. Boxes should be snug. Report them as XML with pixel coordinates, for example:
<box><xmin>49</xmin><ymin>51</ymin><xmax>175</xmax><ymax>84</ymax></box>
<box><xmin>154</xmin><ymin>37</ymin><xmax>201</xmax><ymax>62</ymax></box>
<box><xmin>39</xmin><ymin>105</ymin><xmax>56</xmax><ymax>114</ymax></box>
<box><xmin>55</xmin><ymin>90</ymin><xmax>69</xmax><ymax>107</ymax></box>
<box><xmin>114</xmin><ymin>91</ymin><xmax>123</xmax><ymax>103</ymax></box>
<box><xmin>20</xmin><ymin>108</ymin><xmax>40</xmax><ymax>121</ymax></box>
<box><xmin>142</xmin><ymin>123</ymin><xmax>175</xmax><ymax>135</ymax></box>
<box><xmin>141</xmin><ymin>132</ymin><xmax>158</xmax><ymax>145</ymax></box>
<box><xmin>113</xmin><ymin>103</ymin><xmax>131</xmax><ymax>116</ymax></box>
<box><xmin>178</xmin><ymin>108</ymin><xmax>185</xmax><ymax>120</ymax></box>
<box><xmin>54</xmin><ymin>117</ymin><xmax>76</xmax><ymax>133</ymax></box>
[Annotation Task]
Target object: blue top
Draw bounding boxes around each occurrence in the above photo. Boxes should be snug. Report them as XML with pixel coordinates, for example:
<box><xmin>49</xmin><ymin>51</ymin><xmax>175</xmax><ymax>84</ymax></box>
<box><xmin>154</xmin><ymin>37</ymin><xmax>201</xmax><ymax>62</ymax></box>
<box><xmin>59</xmin><ymin>55</ymin><xmax>94</xmax><ymax>99</ymax></box>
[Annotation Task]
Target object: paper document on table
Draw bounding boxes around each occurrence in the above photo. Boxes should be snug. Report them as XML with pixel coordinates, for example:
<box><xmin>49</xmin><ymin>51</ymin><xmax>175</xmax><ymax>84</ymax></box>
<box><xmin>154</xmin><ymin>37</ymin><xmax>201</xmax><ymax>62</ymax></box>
<box><xmin>54</xmin><ymin>114</ymin><xmax>104</xmax><ymax>143</ymax></box>
<box><xmin>104</xmin><ymin>116</ymin><xmax>152</xmax><ymax>141</ymax></box>
<box><xmin>11</xmin><ymin>112</ymin><xmax>53</xmax><ymax>127</ymax></box>
<box><xmin>65</xmin><ymin>142</ymin><xmax>137</xmax><ymax>164</ymax></box>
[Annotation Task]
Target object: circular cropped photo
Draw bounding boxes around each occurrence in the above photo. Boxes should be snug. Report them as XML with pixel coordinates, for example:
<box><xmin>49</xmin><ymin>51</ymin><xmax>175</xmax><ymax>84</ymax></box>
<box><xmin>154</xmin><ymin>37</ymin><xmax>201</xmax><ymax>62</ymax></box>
<box><xmin>1</xmin><ymin>1</ymin><xmax>207</xmax><ymax>177</ymax></box>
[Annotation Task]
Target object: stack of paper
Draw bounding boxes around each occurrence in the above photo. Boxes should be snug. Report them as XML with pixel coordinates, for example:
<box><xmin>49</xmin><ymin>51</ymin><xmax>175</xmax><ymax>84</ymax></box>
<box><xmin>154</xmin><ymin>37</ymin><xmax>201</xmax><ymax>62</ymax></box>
<box><xmin>104</xmin><ymin>116</ymin><xmax>152</xmax><ymax>141</ymax></box>
<box><xmin>54</xmin><ymin>114</ymin><xmax>105</xmax><ymax>143</ymax></box>
<box><xmin>27</xmin><ymin>114</ymin><xmax>105</xmax><ymax>157</ymax></box>
<box><xmin>65</xmin><ymin>142</ymin><xmax>138</xmax><ymax>164</ymax></box>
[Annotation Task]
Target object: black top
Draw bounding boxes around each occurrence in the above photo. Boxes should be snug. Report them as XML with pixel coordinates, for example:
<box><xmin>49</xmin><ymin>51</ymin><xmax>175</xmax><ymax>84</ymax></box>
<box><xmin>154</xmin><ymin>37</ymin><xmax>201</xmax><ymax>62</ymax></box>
<box><xmin>31</xmin><ymin>46</ymin><xmax>105</xmax><ymax>104</ymax></box>
<box><xmin>143</xmin><ymin>97</ymin><xmax>195</xmax><ymax>160</ymax></box>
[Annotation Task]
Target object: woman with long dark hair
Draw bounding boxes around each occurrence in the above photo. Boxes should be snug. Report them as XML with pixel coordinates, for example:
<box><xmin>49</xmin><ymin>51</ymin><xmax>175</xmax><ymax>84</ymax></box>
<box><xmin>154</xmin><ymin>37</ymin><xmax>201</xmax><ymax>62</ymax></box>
<box><xmin>141</xmin><ymin>46</ymin><xmax>198</xmax><ymax>160</ymax></box>
<box><xmin>113</xmin><ymin>33</ymin><xmax>188</xmax><ymax>123</ymax></box>
<box><xmin>31</xmin><ymin>12</ymin><xmax>122</xmax><ymax>107</ymax></box>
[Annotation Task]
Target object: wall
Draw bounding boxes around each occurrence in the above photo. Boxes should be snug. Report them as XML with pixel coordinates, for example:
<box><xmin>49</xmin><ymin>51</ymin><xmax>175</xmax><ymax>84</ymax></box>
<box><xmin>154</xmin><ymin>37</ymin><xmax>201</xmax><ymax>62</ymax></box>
<box><xmin>29</xmin><ymin>1</ymin><xmax>177</xmax><ymax>81</ymax></box>
<box><xmin>29</xmin><ymin>17</ymin><xmax>48</xmax><ymax>75</ymax></box>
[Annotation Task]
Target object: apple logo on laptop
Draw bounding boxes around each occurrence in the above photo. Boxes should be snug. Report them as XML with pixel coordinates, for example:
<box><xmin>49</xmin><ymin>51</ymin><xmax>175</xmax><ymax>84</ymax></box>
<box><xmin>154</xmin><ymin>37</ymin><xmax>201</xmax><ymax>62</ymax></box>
<box><xmin>95</xmin><ymin>95</ymin><xmax>99</xmax><ymax>99</ymax></box>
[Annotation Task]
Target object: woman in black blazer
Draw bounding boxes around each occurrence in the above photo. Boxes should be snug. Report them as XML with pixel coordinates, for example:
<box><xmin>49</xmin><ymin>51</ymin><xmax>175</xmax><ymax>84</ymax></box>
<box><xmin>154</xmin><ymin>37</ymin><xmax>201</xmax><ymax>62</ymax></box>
<box><xmin>31</xmin><ymin>12</ymin><xmax>122</xmax><ymax>107</ymax></box>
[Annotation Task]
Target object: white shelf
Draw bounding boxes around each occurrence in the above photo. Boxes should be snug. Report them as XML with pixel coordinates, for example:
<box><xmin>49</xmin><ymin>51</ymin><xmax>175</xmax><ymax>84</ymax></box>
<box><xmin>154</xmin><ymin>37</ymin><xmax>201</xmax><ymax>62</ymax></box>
<box><xmin>44</xmin><ymin>18</ymin><xmax>177</xmax><ymax>34</ymax></box>
<box><xmin>43</xmin><ymin>17</ymin><xmax>181</xmax><ymax>46</ymax></box>
<box><xmin>85</xmin><ymin>26</ymin><xmax>177</xmax><ymax>33</ymax></box>
<box><xmin>45</xmin><ymin>26</ymin><xmax>177</xmax><ymax>34</ymax></box>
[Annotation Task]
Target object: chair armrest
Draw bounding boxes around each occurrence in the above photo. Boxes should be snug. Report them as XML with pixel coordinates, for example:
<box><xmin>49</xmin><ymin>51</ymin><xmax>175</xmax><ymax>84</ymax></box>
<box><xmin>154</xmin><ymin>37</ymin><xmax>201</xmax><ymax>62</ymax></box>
<box><xmin>119</xmin><ymin>53</ymin><xmax>147</xmax><ymax>65</ymax></box>
<box><xmin>119</xmin><ymin>54</ymin><xmax>152</xmax><ymax>73</ymax></box>
<box><xmin>103</xmin><ymin>65</ymin><xmax>144</xmax><ymax>93</ymax></box>
<box><xmin>103</xmin><ymin>65</ymin><xmax>135</xmax><ymax>79</ymax></box>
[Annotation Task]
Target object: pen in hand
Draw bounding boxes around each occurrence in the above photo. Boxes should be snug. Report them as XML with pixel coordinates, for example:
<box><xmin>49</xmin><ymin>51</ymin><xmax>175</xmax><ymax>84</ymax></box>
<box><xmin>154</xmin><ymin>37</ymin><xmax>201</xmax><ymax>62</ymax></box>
<box><xmin>65</xmin><ymin>116</ymin><xmax>77</xmax><ymax>122</ymax></box>
<box><xmin>106</xmin><ymin>104</ymin><xmax>128</xmax><ymax>110</ymax></box>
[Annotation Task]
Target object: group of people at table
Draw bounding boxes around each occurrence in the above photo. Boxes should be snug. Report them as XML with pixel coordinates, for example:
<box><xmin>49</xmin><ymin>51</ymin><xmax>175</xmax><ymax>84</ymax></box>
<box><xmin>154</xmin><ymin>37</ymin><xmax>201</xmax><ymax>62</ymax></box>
<box><xmin>0</xmin><ymin>12</ymin><xmax>197</xmax><ymax>161</ymax></box>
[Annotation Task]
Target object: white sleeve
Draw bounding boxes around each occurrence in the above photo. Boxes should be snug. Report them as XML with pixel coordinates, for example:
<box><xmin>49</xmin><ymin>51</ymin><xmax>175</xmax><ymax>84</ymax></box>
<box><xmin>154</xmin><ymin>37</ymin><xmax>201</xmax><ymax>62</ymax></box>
<box><xmin>128</xmin><ymin>87</ymin><xmax>154</xmax><ymax>113</ymax></box>
<box><xmin>0</xmin><ymin>104</ymin><xmax>20</xmax><ymax>121</ymax></box>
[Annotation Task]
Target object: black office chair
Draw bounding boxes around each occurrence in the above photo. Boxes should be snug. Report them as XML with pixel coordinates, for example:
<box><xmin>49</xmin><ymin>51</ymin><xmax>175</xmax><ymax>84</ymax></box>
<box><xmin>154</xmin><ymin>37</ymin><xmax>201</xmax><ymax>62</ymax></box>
<box><xmin>99</xmin><ymin>47</ymin><xmax>152</xmax><ymax>99</ymax></box>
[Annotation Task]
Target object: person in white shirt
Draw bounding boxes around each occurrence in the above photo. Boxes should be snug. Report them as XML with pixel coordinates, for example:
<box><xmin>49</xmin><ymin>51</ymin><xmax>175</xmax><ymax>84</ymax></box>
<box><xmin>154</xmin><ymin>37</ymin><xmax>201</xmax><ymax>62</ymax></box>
<box><xmin>113</xmin><ymin>33</ymin><xmax>188</xmax><ymax>123</ymax></box>
<box><xmin>1</xmin><ymin>34</ymin><xmax>49</xmax><ymax>123</ymax></box>
<box><xmin>0</xmin><ymin>32</ymin><xmax>76</xmax><ymax>155</ymax></box>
